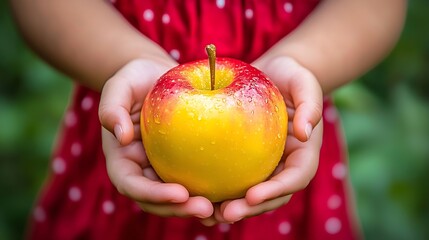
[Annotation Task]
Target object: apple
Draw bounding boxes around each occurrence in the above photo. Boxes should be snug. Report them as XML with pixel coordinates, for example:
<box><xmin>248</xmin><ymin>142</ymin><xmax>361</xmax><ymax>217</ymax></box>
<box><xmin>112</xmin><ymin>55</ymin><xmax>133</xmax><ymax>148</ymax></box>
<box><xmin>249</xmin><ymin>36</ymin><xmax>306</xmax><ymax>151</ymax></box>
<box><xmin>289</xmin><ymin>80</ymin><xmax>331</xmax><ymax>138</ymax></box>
<box><xmin>141</xmin><ymin>45</ymin><xmax>288</xmax><ymax>202</ymax></box>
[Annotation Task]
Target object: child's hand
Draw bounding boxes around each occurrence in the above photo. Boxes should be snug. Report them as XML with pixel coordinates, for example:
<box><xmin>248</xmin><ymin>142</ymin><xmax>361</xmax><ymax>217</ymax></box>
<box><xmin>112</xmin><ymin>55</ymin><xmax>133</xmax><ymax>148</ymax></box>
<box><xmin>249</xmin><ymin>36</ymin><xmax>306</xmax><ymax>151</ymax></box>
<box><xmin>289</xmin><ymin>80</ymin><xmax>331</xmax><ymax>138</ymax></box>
<box><xmin>99</xmin><ymin>59</ymin><xmax>214</xmax><ymax>219</ymax></box>
<box><xmin>202</xmin><ymin>56</ymin><xmax>323</xmax><ymax>225</ymax></box>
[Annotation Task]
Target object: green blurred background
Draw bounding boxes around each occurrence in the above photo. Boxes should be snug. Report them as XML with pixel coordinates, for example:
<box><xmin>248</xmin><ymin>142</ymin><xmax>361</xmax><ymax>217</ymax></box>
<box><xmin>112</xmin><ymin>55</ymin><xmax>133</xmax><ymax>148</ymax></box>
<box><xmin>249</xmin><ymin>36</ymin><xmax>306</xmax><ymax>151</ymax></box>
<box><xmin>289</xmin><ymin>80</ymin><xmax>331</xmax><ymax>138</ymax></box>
<box><xmin>1</xmin><ymin>1</ymin><xmax>428</xmax><ymax>239</ymax></box>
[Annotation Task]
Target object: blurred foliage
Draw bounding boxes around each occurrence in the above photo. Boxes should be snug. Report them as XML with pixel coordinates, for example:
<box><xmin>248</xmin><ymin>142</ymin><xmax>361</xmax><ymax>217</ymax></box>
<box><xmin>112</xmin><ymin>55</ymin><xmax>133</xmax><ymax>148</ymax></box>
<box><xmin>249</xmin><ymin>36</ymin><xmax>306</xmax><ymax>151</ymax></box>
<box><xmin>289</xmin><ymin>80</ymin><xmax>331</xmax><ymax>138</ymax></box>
<box><xmin>0</xmin><ymin>0</ymin><xmax>428</xmax><ymax>240</ymax></box>
<box><xmin>0</xmin><ymin>2</ymin><xmax>72</xmax><ymax>239</ymax></box>
<box><xmin>333</xmin><ymin>0</ymin><xmax>429</xmax><ymax>239</ymax></box>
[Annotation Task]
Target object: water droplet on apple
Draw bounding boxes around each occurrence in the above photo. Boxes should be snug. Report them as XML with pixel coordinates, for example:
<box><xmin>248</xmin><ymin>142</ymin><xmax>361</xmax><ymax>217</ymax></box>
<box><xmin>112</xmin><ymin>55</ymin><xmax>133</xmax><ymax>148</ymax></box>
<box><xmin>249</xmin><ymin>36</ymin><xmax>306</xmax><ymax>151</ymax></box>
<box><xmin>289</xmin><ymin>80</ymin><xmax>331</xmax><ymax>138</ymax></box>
<box><xmin>200</xmin><ymin>146</ymin><xmax>205</xmax><ymax>151</ymax></box>
<box><xmin>153</xmin><ymin>114</ymin><xmax>161</xmax><ymax>123</ymax></box>
<box><xmin>275</xmin><ymin>105</ymin><xmax>279</xmax><ymax>112</ymax></box>
<box><xmin>236</xmin><ymin>99</ymin><xmax>242</xmax><ymax>106</ymax></box>
<box><xmin>265</xmin><ymin>98</ymin><xmax>269</xmax><ymax>104</ymax></box>
<box><xmin>211</xmin><ymin>141</ymin><xmax>216</xmax><ymax>145</ymax></box>
<box><xmin>197</xmin><ymin>115</ymin><xmax>202</xmax><ymax>121</ymax></box>
<box><xmin>158</xmin><ymin>129</ymin><xmax>167</xmax><ymax>135</ymax></box>
<box><xmin>251</xmin><ymin>110</ymin><xmax>255</xmax><ymax>115</ymax></box>
<box><xmin>277</xmin><ymin>133</ymin><xmax>282</xmax><ymax>139</ymax></box>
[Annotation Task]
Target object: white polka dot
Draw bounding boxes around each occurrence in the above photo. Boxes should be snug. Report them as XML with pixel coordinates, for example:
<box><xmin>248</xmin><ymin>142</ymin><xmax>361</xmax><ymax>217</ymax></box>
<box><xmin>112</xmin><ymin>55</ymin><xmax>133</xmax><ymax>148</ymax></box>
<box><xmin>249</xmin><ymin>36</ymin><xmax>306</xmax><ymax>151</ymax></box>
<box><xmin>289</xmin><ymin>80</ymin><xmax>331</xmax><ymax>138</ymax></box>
<box><xmin>143</xmin><ymin>9</ymin><xmax>154</xmax><ymax>21</ymax></box>
<box><xmin>52</xmin><ymin>157</ymin><xmax>66</xmax><ymax>174</ymax></box>
<box><xmin>245</xmin><ymin>9</ymin><xmax>254</xmax><ymax>19</ymax></box>
<box><xmin>81</xmin><ymin>96</ymin><xmax>93</xmax><ymax>111</ymax></box>
<box><xmin>69</xmin><ymin>186</ymin><xmax>82</xmax><ymax>202</ymax></box>
<box><xmin>33</xmin><ymin>206</ymin><xmax>46</xmax><ymax>222</ymax></box>
<box><xmin>284</xmin><ymin>2</ymin><xmax>293</xmax><ymax>13</ymax></box>
<box><xmin>328</xmin><ymin>194</ymin><xmax>342</xmax><ymax>210</ymax></box>
<box><xmin>324</xmin><ymin>106</ymin><xmax>338</xmax><ymax>123</ymax></box>
<box><xmin>325</xmin><ymin>217</ymin><xmax>342</xmax><ymax>234</ymax></box>
<box><xmin>102</xmin><ymin>200</ymin><xmax>115</xmax><ymax>214</ymax></box>
<box><xmin>332</xmin><ymin>162</ymin><xmax>347</xmax><ymax>180</ymax></box>
<box><xmin>278</xmin><ymin>221</ymin><xmax>291</xmax><ymax>235</ymax></box>
<box><xmin>65</xmin><ymin>111</ymin><xmax>77</xmax><ymax>127</ymax></box>
<box><xmin>216</xmin><ymin>0</ymin><xmax>225</xmax><ymax>9</ymax></box>
<box><xmin>218</xmin><ymin>223</ymin><xmax>231</xmax><ymax>233</ymax></box>
<box><xmin>195</xmin><ymin>235</ymin><xmax>208</xmax><ymax>240</ymax></box>
<box><xmin>71</xmin><ymin>142</ymin><xmax>82</xmax><ymax>157</ymax></box>
<box><xmin>162</xmin><ymin>13</ymin><xmax>170</xmax><ymax>24</ymax></box>
<box><xmin>170</xmin><ymin>49</ymin><xmax>180</xmax><ymax>60</ymax></box>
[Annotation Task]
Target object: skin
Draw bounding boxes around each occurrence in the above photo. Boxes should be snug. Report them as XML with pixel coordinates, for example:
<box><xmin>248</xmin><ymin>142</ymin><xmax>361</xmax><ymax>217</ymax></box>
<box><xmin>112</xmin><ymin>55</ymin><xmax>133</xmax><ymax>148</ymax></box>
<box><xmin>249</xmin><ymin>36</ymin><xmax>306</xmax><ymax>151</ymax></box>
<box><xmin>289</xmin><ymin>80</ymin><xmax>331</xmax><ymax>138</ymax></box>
<box><xmin>11</xmin><ymin>0</ymin><xmax>407</xmax><ymax>225</ymax></box>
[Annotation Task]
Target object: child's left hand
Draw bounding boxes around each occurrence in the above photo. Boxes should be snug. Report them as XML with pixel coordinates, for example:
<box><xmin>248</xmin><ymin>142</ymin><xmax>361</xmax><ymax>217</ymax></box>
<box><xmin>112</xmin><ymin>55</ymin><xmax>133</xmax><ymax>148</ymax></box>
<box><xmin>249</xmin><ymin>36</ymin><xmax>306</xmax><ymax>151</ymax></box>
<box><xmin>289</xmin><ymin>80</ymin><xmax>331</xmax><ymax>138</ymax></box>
<box><xmin>201</xmin><ymin>56</ymin><xmax>324</xmax><ymax>225</ymax></box>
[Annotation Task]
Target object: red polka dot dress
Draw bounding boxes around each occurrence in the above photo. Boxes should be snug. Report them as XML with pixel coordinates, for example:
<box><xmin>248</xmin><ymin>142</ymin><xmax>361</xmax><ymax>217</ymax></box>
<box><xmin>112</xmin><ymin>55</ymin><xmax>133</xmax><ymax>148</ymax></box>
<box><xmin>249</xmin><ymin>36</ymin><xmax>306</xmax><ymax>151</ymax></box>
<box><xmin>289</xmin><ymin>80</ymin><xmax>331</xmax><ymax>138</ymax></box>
<box><xmin>27</xmin><ymin>1</ymin><xmax>362</xmax><ymax>239</ymax></box>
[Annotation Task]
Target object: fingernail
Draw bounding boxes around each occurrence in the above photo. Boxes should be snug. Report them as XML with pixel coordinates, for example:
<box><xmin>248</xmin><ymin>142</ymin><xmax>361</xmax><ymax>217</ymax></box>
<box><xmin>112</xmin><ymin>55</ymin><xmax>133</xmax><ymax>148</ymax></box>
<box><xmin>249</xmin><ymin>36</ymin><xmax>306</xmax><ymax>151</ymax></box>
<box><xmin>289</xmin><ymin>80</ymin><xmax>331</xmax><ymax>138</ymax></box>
<box><xmin>114</xmin><ymin>124</ymin><xmax>123</xmax><ymax>142</ymax></box>
<box><xmin>305</xmin><ymin>123</ymin><xmax>313</xmax><ymax>140</ymax></box>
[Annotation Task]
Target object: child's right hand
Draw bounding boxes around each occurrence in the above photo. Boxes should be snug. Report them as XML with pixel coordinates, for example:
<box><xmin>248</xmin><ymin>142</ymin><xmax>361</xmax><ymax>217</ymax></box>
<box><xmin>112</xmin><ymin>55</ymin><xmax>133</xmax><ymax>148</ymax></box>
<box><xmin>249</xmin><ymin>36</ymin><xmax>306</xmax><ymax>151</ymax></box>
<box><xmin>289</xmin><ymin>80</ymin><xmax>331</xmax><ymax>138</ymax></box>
<box><xmin>99</xmin><ymin>59</ymin><xmax>214</xmax><ymax>219</ymax></box>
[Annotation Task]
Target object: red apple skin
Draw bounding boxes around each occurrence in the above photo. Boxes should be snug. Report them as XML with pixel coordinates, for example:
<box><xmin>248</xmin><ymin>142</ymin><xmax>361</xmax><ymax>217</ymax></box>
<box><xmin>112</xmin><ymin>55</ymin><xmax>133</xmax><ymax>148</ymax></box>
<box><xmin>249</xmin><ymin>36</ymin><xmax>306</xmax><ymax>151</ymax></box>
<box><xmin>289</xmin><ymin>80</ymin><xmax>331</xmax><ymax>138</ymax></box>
<box><xmin>141</xmin><ymin>58</ymin><xmax>288</xmax><ymax>202</ymax></box>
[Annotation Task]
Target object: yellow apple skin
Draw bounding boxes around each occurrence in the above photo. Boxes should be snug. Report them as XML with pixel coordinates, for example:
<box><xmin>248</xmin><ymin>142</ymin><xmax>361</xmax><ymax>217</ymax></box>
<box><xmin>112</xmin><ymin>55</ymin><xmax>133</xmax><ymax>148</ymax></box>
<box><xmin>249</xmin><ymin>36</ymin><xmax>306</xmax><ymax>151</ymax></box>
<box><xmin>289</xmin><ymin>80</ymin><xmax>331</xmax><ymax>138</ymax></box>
<box><xmin>141</xmin><ymin>58</ymin><xmax>287</xmax><ymax>202</ymax></box>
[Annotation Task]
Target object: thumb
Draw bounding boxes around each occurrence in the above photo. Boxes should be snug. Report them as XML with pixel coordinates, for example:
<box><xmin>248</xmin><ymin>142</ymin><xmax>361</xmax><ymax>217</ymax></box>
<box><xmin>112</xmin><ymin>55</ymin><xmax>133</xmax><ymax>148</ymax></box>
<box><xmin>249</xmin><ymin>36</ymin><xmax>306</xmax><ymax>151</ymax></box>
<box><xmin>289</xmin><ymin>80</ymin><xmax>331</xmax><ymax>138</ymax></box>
<box><xmin>293</xmin><ymin>98</ymin><xmax>323</xmax><ymax>142</ymax></box>
<box><xmin>261</xmin><ymin>57</ymin><xmax>323</xmax><ymax>142</ymax></box>
<box><xmin>98</xmin><ymin>59</ymin><xmax>177</xmax><ymax>145</ymax></box>
<box><xmin>289</xmin><ymin>69</ymin><xmax>323</xmax><ymax>142</ymax></box>
<box><xmin>99</xmin><ymin>77</ymin><xmax>135</xmax><ymax>146</ymax></box>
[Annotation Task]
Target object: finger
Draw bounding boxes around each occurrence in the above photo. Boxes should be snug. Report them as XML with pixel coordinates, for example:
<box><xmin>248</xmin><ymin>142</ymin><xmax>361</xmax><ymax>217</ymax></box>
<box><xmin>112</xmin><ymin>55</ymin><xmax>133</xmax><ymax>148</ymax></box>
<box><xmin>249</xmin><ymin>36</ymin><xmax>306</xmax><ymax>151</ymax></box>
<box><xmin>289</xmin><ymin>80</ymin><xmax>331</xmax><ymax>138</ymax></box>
<box><xmin>98</xmin><ymin>60</ymin><xmax>166</xmax><ymax>145</ymax></box>
<box><xmin>99</xmin><ymin>76</ymin><xmax>136</xmax><ymax>145</ymax></box>
<box><xmin>102</xmin><ymin>127</ymin><xmax>148</xmax><ymax>166</ymax></box>
<box><xmin>102</xmin><ymin>128</ymin><xmax>189</xmax><ymax>203</ymax></box>
<box><xmin>218</xmin><ymin>195</ymin><xmax>292</xmax><ymax>223</ymax></box>
<box><xmin>118</xmin><ymin>175</ymin><xmax>190</xmax><ymax>203</ymax></box>
<box><xmin>108</xmin><ymin>157</ymin><xmax>189</xmax><ymax>203</ymax></box>
<box><xmin>201</xmin><ymin>203</ymin><xmax>223</xmax><ymax>226</ymax></box>
<box><xmin>142</xmin><ymin>167</ymin><xmax>162</xmax><ymax>182</ymax></box>
<box><xmin>138</xmin><ymin>196</ymin><xmax>214</xmax><ymax>219</ymax></box>
<box><xmin>258</xmin><ymin>57</ymin><xmax>323</xmax><ymax>142</ymax></box>
<box><xmin>245</xmin><ymin>121</ymin><xmax>323</xmax><ymax>205</ymax></box>
<box><xmin>287</xmin><ymin>67</ymin><xmax>323</xmax><ymax>142</ymax></box>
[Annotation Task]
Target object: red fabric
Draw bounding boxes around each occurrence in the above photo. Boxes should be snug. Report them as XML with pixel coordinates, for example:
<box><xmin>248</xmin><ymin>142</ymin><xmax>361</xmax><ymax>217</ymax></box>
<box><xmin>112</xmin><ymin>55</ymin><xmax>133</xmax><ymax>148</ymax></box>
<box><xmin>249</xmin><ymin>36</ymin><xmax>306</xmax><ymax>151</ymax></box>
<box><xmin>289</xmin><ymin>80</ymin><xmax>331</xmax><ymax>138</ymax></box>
<box><xmin>27</xmin><ymin>0</ymin><xmax>361</xmax><ymax>239</ymax></box>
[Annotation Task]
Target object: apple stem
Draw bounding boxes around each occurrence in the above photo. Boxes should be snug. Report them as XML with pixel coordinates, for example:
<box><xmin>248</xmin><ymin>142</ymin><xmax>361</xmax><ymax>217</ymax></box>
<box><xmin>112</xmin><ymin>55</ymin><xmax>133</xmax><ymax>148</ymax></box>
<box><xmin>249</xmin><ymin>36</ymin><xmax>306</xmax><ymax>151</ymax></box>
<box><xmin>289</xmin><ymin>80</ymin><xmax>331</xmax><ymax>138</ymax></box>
<box><xmin>206</xmin><ymin>44</ymin><xmax>216</xmax><ymax>90</ymax></box>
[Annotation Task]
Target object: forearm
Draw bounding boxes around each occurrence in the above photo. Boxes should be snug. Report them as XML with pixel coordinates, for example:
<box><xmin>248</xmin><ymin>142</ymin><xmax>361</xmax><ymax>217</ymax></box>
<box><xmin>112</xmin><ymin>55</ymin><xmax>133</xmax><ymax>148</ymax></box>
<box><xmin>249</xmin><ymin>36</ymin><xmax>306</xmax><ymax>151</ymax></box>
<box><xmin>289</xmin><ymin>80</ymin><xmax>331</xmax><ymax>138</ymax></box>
<box><xmin>10</xmin><ymin>0</ymin><xmax>175</xmax><ymax>91</ymax></box>
<box><xmin>256</xmin><ymin>0</ymin><xmax>407</xmax><ymax>94</ymax></box>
